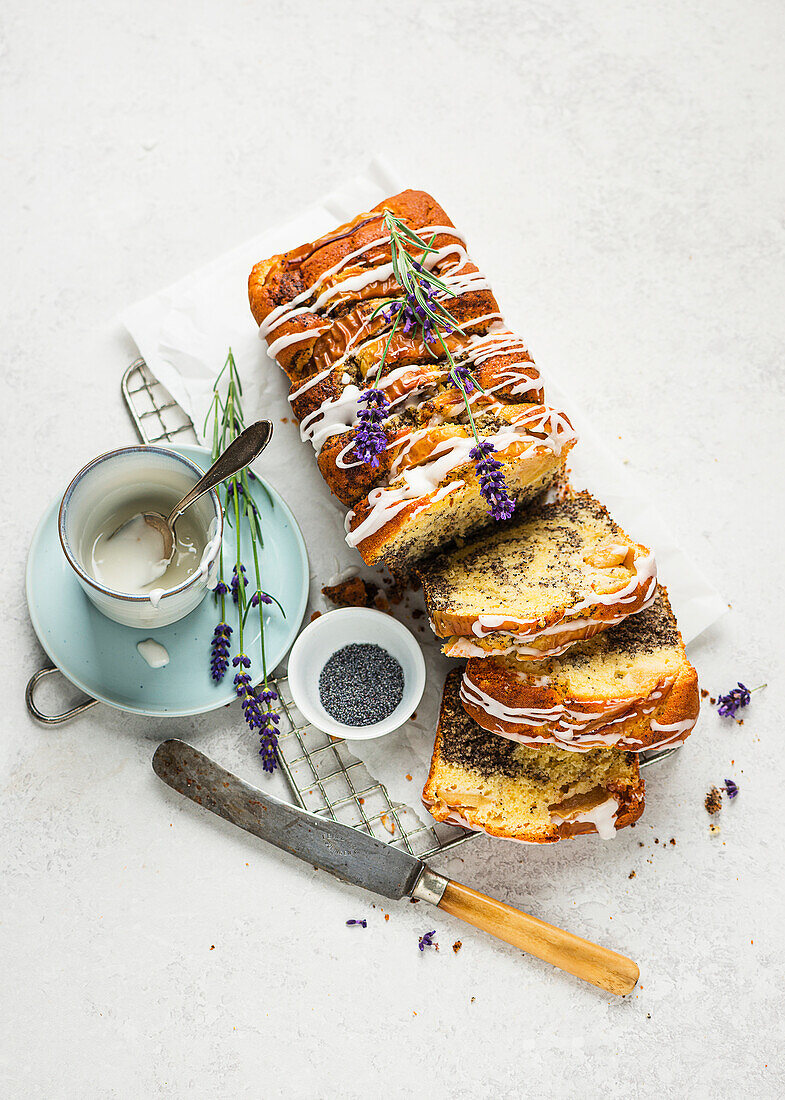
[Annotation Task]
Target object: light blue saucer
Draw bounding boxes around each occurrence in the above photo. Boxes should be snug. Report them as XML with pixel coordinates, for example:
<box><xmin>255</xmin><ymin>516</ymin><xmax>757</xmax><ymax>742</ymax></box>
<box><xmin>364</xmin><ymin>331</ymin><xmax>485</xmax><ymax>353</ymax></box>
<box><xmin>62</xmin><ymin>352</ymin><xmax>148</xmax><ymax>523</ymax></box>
<box><xmin>26</xmin><ymin>445</ymin><xmax>309</xmax><ymax>717</ymax></box>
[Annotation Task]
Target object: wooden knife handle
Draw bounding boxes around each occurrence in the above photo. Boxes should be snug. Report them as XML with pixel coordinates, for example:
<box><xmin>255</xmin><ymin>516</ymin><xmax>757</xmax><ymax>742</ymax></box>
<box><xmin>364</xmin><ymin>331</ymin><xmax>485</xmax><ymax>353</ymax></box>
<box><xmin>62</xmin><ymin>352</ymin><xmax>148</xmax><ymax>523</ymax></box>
<box><xmin>438</xmin><ymin>879</ymin><xmax>639</xmax><ymax>996</ymax></box>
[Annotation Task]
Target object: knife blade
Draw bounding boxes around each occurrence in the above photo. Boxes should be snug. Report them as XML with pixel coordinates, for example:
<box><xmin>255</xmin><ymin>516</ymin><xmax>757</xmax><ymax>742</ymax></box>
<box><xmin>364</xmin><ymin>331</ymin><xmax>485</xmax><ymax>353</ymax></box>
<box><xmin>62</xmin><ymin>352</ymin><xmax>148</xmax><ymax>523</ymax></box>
<box><xmin>153</xmin><ymin>739</ymin><xmax>640</xmax><ymax>996</ymax></box>
<box><xmin>152</xmin><ymin>737</ymin><xmax>424</xmax><ymax>900</ymax></box>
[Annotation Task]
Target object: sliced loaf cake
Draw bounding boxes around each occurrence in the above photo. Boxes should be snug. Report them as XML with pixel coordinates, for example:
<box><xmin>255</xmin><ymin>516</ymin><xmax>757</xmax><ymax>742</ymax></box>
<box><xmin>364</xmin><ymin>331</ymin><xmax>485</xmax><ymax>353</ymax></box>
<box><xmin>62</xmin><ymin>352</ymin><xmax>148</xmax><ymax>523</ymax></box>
<box><xmin>417</xmin><ymin>492</ymin><xmax>656</xmax><ymax>659</ymax></box>
<box><xmin>461</xmin><ymin>588</ymin><xmax>699</xmax><ymax>751</ymax></box>
<box><xmin>249</xmin><ymin>188</ymin><xmax>576</xmax><ymax>573</ymax></box>
<box><xmin>423</xmin><ymin>671</ymin><xmax>645</xmax><ymax>842</ymax></box>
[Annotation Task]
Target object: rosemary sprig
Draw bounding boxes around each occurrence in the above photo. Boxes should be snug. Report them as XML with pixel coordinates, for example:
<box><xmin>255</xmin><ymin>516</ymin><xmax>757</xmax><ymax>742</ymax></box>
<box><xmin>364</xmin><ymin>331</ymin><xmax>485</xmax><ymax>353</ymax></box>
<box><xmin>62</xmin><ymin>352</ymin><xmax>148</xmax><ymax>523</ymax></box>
<box><xmin>207</xmin><ymin>349</ymin><xmax>282</xmax><ymax>770</ymax></box>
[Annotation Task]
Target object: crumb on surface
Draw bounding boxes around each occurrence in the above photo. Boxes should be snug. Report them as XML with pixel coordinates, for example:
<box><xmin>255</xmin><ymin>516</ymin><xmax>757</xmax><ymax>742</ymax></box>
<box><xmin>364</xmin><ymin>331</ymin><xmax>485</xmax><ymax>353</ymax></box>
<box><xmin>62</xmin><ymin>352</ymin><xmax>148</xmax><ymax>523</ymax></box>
<box><xmin>705</xmin><ymin>787</ymin><xmax>723</xmax><ymax>815</ymax></box>
<box><xmin>701</xmin><ymin>688</ymin><xmax>709</xmax><ymax>699</ymax></box>
<box><xmin>670</xmin><ymin>838</ymin><xmax>676</xmax><ymax>846</ymax></box>
<box><xmin>405</xmin><ymin>773</ymin><xmax>412</xmax><ymax>781</ymax></box>
<box><xmin>310</xmin><ymin>610</ymin><xmax>322</xmax><ymax>621</ymax></box>
<box><xmin>321</xmin><ymin>576</ymin><xmax>374</xmax><ymax>608</ymax></box>
<box><xmin>628</xmin><ymin>870</ymin><xmax>636</xmax><ymax>879</ymax></box>
<box><xmin>452</xmin><ymin>940</ymin><xmax>462</xmax><ymax>953</ymax></box>
<box><xmin>709</xmin><ymin>822</ymin><xmax>721</xmax><ymax>836</ymax></box>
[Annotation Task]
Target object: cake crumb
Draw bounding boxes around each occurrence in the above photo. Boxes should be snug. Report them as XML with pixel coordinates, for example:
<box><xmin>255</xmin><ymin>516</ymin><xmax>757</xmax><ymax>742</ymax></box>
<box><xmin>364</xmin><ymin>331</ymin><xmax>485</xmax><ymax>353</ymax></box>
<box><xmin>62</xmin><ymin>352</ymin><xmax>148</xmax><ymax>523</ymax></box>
<box><xmin>628</xmin><ymin>870</ymin><xmax>636</xmax><ymax>879</ymax></box>
<box><xmin>309</xmin><ymin>611</ymin><xmax>322</xmax><ymax>622</ymax></box>
<box><xmin>709</xmin><ymin>822</ymin><xmax>721</xmax><ymax>836</ymax></box>
<box><xmin>669</xmin><ymin>838</ymin><xmax>676</xmax><ymax>846</ymax></box>
<box><xmin>384</xmin><ymin>914</ymin><xmax>389</xmax><ymax>922</ymax></box>
<box><xmin>380</xmin><ymin>813</ymin><xmax>395</xmax><ymax>835</ymax></box>
<box><xmin>471</xmin><ymin>996</ymin><xmax>476</xmax><ymax>1003</ymax></box>
<box><xmin>705</xmin><ymin>787</ymin><xmax>723</xmax><ymax>815</ymax></box>
<box><xmin>210</xmin><ymin>945</ymin><xmax>215</xmax><ymax>950</ymax></box>
<box><xmin>405</xmin><ymin>774</ymin><xmax>413</xmax><ymax>782</ymax></box>
<box><xmin>452</xmin><ymin>940</ymin><xmax>462</xmax><ymax>954</ymax></box>
<box><xmin>701</xmin><ymin>689</ymin><xmax>709</xmax><ymax>699</ymax></box>
<box><xmin>374</xmin><ymin>593</ymin><xmax>390</xmax><ymax>612</ymax></box>
<box><xmin>322</xmin><ymin>576</ymin><xmax>374</xmax><ymax>608</ymax></box>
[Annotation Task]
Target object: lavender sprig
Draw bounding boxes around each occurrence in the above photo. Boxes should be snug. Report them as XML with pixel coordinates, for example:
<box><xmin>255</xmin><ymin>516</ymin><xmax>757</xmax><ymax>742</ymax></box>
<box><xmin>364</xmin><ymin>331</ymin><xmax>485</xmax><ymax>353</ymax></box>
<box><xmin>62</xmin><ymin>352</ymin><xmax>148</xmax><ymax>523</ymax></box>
<box><xmin>470</xmin><ymin>440</ymin><xmax>516</xmax><ymax>521</ymax></box>
<box><xmin>352</xmin><ymin>210</ymin><xmax>514</xmax><ymax>523</ymax></box>
<box><xmin>419</xmin><ymin>930</ymin><xmax>438</xmax><ymax>951</ymax></box>
<box><xmin>717</xmin><ymin>682</ymin><xmax>765</xmax><ymax>719</ymax></box>
<box><xmin>205</xmin><ymin>349</ymin><xmax>283</xmax><ymax>770</ymax></box>
<box><xmin>724</xmin><ymin>779</ymin><xmax>739</xmax><ymax>799</ymax></box>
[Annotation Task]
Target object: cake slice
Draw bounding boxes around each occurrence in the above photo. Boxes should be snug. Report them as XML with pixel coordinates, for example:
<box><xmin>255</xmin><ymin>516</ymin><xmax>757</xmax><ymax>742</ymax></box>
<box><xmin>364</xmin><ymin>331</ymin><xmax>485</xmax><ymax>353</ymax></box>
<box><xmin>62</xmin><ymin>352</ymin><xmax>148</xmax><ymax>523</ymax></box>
<box><xmin>423</xmin><ymin>671</ymin><xmax>645</xmax><ymax>842</ymax></box>
<box><xmin>461</xmin><ymin>589</ymin><xmax>699</xmax><ymax>751</ymax></box>
<box><xmin>417</xmin><ymin>492</ymin><xmax>656</xmax><ymax>660</ymax></box>
<box><xmin>344</xmin><ymin>404</ymin><xmax>576</xmax><ymax>572</ymax></box>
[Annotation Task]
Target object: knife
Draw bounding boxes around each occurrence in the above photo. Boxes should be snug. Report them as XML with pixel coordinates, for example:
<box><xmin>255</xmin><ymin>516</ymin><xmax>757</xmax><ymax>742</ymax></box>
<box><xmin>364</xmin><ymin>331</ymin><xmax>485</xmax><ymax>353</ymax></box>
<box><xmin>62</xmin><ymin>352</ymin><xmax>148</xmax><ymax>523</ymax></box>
<box><xmin>152</xmin><ymin>739</ymin><xmax>639</xmax><ymax>995</ymax></box>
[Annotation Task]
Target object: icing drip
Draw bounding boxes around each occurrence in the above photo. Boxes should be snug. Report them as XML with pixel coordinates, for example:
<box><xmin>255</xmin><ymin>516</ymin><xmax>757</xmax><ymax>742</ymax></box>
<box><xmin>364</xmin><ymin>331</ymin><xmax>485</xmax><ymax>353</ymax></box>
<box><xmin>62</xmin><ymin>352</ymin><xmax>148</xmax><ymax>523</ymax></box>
<box><xmin>344</xmin><ymin>407</ymin><xmax>575</xmax><ymax>548</ymax></box>
<box><xmin>550</xmin><ymin>798</ymin><xmax>619</xmax><ymax>839</ymax></box>
<box><xmin>459</xmin><ymin>672</ymin><xmax>695</xmax><ymax>751</ymax></box>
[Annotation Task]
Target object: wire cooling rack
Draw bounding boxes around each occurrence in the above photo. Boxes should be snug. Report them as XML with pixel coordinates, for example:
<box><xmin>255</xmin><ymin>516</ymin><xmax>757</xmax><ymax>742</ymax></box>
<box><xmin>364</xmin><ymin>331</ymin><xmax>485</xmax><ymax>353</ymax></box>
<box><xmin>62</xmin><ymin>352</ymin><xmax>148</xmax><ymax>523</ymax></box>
<box><xmin>121</xmin><ymin>358</ymin><xmax>475</xmax><ymax>860</ymax></box>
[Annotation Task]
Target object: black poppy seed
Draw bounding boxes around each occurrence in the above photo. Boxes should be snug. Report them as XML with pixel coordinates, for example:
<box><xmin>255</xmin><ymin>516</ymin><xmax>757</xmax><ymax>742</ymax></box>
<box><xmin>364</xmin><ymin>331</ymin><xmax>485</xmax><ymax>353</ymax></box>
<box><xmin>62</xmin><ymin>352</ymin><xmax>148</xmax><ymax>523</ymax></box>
<box><xmin>319</xmin><ymin>643</ymin><xmax>404</xmax><ymax>726</ymax></box>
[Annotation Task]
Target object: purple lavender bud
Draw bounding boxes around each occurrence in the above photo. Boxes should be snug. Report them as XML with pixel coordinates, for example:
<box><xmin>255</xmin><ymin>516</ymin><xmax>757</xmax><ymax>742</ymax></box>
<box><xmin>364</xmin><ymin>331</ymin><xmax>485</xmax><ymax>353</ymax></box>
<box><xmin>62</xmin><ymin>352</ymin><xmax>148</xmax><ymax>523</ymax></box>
<box><xmin>470</xmin><ymin>440</ymin><xmax>515</xmax><ymax>522</ymax></box>
<box><xmin>353</xmin><ymin>387</ymin><xmax>390</xmax><ymax>467</ymax></box>
<box><xmin>724</xmin><ymin>779</ymin><xmax>739</xmax><ymax>799</ymax></box>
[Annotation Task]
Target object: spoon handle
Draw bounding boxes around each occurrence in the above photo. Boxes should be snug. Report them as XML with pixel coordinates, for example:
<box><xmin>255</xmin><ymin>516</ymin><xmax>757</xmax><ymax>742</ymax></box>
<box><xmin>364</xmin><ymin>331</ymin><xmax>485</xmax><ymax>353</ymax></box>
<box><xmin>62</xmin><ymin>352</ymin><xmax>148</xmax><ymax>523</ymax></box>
<box><xmin>167</xmin><ymin>420</ymin><xmax>273</xmax><ymax>524</ymax></box>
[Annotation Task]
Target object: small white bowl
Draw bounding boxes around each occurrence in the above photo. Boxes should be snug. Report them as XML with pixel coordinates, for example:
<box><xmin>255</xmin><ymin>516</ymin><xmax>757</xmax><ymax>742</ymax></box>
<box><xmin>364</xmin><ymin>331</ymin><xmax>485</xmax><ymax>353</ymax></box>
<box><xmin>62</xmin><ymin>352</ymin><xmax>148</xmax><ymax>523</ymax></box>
<box><xmin>287</xmin><ymin>607</ymin><xmax>426</xmax><ymax>739</ymax></box>
<box><xmin>58</xmin><ymin>446</ymin><xmax>223</xmax><ymax>629</ymax></box>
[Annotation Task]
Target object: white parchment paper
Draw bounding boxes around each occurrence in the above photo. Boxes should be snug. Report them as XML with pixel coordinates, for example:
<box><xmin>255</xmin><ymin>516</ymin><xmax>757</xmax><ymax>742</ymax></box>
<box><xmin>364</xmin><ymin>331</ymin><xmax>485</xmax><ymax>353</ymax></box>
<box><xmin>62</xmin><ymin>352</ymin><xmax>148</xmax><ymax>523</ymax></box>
<box><xmin>121</xmin><ymin>157</ymin><xmax>726</xmax><ymax>817</ymax></box>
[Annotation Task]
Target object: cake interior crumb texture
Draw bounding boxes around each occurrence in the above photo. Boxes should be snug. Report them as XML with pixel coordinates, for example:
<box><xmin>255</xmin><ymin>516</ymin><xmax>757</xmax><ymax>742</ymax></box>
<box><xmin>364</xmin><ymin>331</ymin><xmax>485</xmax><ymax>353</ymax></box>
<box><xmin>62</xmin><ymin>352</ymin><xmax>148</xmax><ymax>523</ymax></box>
<box><xmin>419</xmin><ymin>492</ymin><xmax>646</xmax><ymax>629</ymax></box>
<box><xmin>426</xmin><ymin>671</ymin><xmax>642</xmax><ymax>840</ymax></box>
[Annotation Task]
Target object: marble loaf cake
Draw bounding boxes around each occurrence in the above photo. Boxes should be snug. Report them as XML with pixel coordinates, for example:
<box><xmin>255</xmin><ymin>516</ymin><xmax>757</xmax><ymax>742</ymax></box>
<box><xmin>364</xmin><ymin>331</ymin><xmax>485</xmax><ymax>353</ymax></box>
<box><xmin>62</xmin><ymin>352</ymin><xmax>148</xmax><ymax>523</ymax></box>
<box><xmin>417</xmin><ymin>492</ymin><xmax>657</xmax><ymax>660</ymax></box>
<box><xmin>460</xmin><ymin>588</ymin><xmax>700</xmax><ymax>752</ymax></box>
<box><xmin>423</xmin><ymin>671</ymin><xmax>645</xmax><ymax>842</ymax></box>
<box><xmin>248</xmin><ymin>189</ymin><xmax>576</xmax><ymax>572</ymax></box>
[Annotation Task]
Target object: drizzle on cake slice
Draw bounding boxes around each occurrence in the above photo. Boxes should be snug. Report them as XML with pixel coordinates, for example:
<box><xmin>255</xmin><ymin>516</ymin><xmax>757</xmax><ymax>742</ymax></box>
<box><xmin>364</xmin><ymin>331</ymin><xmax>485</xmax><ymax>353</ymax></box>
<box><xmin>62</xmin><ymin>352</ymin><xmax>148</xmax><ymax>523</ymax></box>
<box><xmin>423</xmin><ymin>671</ymin><xmax>645</xmax><ymax>842</ymax></box>
<box><xmin>417</xmin><ymin>492</ymin><xmax>656</xmax><ymax>660</ymax></box>
<box><xmin>461</xmin><ymin>588</ymin><xmax>699</xmax><ymax>751</ymax></box>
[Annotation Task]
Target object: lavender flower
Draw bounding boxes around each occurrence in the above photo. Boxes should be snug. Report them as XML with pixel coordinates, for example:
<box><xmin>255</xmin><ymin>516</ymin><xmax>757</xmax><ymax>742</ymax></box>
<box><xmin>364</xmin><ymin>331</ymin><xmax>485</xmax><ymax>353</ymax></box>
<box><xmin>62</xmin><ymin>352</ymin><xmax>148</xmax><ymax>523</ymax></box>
<box><xmin>354</xmin><ymin>388</ymin><xmax>390</xmax><ymax>466</ymax></box>
<box><xmin>419</xmin><ymin>930</ymin><xmax>438</xmax><ymax>952</ymax></box>
<box><xmin>450</xmin><ymin>363</ymin><xmax>474</xmax><ymax>394</ymax></box>
<box><xmin>717</xmin><ymin>683</ymin><xmax>751</xmax><ymax>718</ymax></box>
<box><xmin>230</xmin><ymin>564</ymin><xmax>247</xmax><ymax>604</ymax></box>
<box><xmin>724</xmin><ymin>779</ymin><xmax>739</xmax><ymax>799</ymax></box>
<box><xmin>209</xmin><ymin>622</ymin><xmax>232</xmax><ymax>682</ymax></box>
<box><xmin>470</xmin><ymin>439</ymin><xmax>515</xmax><ymax>521</ymax></box>
<box><xmin>257</xmin><ymin>708</ymin><xmax>280</xmax><ymax>773</ymax></box>
<box><xmin>251</xmin><ymin>591</ymin><xmax>273</xmax><ymax>608</ymax></box>
<box><xmin>346</xmin><ymin>919</ymin><xmax>367</xmax><ymax>928</ymax></box>
<box><xmin>213</xmin><ymin>580</ymin><xmax>230</xmax><ymax>599</ymax></box>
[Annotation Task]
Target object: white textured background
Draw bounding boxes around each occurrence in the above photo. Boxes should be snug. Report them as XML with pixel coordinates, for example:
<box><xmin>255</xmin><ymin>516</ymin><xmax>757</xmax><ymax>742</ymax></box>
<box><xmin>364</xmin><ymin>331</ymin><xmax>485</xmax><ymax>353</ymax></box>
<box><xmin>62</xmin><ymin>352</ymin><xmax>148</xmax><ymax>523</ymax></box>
<box><xmin>2</xmin><ymin>2</ymin><xmax>784</xmax><ymax>1097</ymax></box>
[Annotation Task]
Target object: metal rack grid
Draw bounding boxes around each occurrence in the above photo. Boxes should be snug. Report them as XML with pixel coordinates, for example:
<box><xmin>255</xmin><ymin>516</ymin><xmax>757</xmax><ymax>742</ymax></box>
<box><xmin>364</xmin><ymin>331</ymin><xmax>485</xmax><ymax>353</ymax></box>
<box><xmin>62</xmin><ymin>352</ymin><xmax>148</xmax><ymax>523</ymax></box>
<box><xmin>121</xmin><ymin>358</ymin><xmax>475</xmax><ymax>860</ymax></box>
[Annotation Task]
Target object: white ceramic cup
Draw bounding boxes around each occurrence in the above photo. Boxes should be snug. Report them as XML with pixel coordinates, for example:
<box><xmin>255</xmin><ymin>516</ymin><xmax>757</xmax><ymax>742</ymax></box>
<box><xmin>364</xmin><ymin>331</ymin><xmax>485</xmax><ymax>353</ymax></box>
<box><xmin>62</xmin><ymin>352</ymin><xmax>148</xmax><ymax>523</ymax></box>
<box><xmin>286</xmin><ymin>607</ymin><xmax>426</xmax><ymax>739</ymax></box>
<box><xmin>58</xmin><ymin>446</ymin><xmax>223</xmax><ymax>628</ymax></box>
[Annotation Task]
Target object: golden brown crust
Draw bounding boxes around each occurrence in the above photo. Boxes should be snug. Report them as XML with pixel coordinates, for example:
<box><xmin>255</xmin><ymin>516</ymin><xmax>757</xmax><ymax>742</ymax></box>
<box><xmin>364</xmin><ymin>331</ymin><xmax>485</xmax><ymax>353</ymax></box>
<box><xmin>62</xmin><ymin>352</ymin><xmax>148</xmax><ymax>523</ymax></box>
<box><xmin>462</xmin><ymin>654</ymin><xmax>699</xmax><ymax>750</ymax></box>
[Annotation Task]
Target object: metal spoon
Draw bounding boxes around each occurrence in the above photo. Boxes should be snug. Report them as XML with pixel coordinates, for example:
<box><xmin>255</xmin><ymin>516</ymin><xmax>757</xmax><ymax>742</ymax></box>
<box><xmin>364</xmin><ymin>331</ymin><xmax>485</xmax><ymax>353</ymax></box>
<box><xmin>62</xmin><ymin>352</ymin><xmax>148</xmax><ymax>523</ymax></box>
<box><xmin>112</xmin><ymin>420</ymin><xmax>273</xmax><ymax>560</ymax></box>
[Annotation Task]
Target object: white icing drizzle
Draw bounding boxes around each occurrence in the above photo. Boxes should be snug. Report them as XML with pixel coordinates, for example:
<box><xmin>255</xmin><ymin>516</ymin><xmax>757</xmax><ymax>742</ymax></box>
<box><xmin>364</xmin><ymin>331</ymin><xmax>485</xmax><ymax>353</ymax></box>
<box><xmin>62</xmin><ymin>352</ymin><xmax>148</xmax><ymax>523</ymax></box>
<box><xmin>550</xmin><ymin>798</ymin><xmax>620</xmax><ymax>839</ymax></box>
<box><xmin>344</xmin><ymin>407</ymin><xmax>575</xmax><ymax>548</ymax></box>
<box><xmin>459</xmin><ymin>672</ymin><xmax>696</xmax><ymax>751</ymax></box>
<box><xmin>258</xmin><ymin>222</ymin><xmax>469</xmax><ymax>357</ymax></box>
<box><xmin>295</xmin><ymin>323</ymin><xmax>541</xmax><ymax>455</ymax></box>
